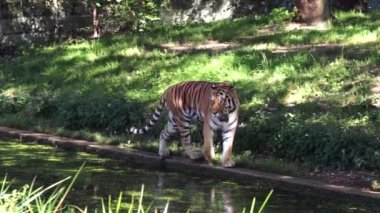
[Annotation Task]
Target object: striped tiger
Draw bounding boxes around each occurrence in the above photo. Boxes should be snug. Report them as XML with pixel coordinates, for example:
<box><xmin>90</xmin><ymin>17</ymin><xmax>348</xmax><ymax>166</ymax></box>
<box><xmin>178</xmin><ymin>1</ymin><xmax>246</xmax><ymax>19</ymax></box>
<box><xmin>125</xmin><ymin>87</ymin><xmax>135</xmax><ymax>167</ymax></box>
<box><xmin>129</xmin><ymin>81</ymin><xmax>239</xmax><ymax>167</ymax></box>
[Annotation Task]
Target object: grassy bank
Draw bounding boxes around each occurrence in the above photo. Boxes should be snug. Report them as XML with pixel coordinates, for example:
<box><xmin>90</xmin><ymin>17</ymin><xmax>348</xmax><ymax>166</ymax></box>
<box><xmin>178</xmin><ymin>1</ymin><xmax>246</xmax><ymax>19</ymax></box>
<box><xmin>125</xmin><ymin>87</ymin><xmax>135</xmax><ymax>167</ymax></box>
<box><xmin>1</xmin><ymin>10</ymin><xmax>380</xmax><ymax>170</ymax></box>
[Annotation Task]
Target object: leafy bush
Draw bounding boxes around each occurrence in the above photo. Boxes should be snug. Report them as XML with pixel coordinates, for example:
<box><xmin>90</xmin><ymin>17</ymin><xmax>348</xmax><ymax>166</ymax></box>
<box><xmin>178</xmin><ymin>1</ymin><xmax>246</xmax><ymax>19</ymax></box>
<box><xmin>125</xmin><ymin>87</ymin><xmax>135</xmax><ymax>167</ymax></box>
<box><xmin>54</xmin><ymin>91</ymin><xmax>136</xmax><ymax>133</ymax></box>
<box><xmin>101</xmin><ymin>0</ymin><xmax>162</xmax><ymax>32</ymax></box>
<box><xmin>240</xmin><ymin>110</ymin><xmax>380</xmax><ymax>170</ymax></box>
<box><xmin>0</xmin><ymin>93</ymin><xmax>15</xmax><ymax>114</ymax></box>
<box><xmin>0</xmin><ymin>88</ymin><xmax>38</xmax><ymax>115</ymax></box>
<box><xmin>268</xmin><ymin>7</ymin><xmax>295</xmax><ymax>24</ymax></box>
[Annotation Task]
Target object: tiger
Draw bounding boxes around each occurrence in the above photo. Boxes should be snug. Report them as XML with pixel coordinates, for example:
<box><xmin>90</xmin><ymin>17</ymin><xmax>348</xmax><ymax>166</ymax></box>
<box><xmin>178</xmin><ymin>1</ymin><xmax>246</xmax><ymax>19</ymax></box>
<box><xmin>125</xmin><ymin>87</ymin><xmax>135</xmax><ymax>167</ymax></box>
<box><xmin>129</xmin><ymin>81</ymin><xmax>239</xmax><ymax>167</ymax></box>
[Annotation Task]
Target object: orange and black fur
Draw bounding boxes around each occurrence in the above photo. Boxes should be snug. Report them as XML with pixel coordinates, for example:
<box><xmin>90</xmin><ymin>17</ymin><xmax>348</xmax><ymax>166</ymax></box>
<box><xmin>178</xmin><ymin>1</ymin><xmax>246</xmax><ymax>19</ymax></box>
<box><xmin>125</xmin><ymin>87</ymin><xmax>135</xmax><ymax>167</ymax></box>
<box><xmin>130</xmin><ymin>81</ymin><xmax>239</xmax><ymax>167</ymax></box>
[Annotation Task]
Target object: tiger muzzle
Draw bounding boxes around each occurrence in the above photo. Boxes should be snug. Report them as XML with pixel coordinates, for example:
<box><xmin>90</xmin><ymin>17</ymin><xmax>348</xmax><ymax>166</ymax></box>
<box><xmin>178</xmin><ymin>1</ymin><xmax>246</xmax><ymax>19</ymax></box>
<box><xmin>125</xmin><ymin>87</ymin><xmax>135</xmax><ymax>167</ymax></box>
<box><xmin>218</xmin><ymin>113</ymin><xmax>229</xmax><ymax>122</ymax></box>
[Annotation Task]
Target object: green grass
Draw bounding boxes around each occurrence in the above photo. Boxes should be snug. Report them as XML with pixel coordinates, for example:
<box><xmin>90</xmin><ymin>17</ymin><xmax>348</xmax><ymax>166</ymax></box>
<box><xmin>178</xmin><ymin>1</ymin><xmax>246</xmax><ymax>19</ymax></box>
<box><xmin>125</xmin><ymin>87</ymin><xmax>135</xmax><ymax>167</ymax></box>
<box><xmin>1</xmin><ymin>10</ymin><xmax>380</xmax><ymax>170</ymax></box>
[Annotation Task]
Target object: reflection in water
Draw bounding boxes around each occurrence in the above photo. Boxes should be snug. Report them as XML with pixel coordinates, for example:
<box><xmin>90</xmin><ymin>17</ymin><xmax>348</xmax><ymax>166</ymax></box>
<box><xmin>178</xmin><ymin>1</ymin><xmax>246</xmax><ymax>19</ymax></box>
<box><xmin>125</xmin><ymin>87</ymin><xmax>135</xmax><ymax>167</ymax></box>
<box><xmin>1</xmin><ymin>140</ymin><xmax>378</xmax><ymax>213</ymax></box>
<box><xmin>210</xmin><ymin>187</ymin><xmax>235</xmax><ymax>213</ymax></box>
<box><xmin>220</xmin><ymin>189</ymin><xmax>234</xmax><ymax>213</ymax></box>
<box><xmin>151</xmin><ymin>170</ymin><xmax>267</xmax><ymax>212</ymax></box>
<box><xmin>83</xmin><ymin>173</ymin><xmax>99</xmax><ymax>197</ymax></box>
<box><xmin>154</xmin><ymin>171</ymin><xmax>243</xmax><ymax>212</ymax></box>
<box><xmin>79</xmin><ymin>167</ymin><xmax>373</xmax><ymax>213</ymax></box>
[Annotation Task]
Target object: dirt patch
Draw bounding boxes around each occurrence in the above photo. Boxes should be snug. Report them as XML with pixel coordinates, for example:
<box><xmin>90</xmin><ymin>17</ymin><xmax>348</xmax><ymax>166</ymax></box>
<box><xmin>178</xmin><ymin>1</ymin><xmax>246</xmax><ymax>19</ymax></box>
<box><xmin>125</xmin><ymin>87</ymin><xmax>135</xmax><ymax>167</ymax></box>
<box><xmin>308</xmin><ymin>170</ymin><xmax>380</xmax><ymax>191</ymax></box>
<box><xmin>285</xmin><ymin>22</ymin><xmax>330</xmax><ymax>31</ymax></box>
<box><xmin>161</xmin><ymin>40</ymin><xmax>240</xmax><ymax>53</ymax></box>
<box><xmin>271</xmin><ymin>43</ymin><xmax>346</xmax><ymax>54</ymax></box>
<box><xmin>159</xmin><ymin>22</ymin><xmax>332</xmax><ymax>54</ymax></box>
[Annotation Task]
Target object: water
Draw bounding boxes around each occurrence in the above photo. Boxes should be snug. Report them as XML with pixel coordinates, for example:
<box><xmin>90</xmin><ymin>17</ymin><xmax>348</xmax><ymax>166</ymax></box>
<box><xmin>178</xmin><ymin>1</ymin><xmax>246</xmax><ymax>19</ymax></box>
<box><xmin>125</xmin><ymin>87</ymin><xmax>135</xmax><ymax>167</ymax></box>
<box><xmin>0</xmin><ymin>140</ymin><xmax>378</xmax><ymax>212</ymax></box>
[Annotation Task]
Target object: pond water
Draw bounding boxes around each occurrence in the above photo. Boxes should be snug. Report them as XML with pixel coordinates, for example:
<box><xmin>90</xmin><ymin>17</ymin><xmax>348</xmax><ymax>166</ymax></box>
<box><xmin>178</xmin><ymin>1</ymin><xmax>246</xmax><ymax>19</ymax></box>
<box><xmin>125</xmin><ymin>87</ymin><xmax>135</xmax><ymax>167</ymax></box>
<box><xmin>0</xmin><ymin>140</ymin><xmax>377</xmax><ymax>212</ymax></box>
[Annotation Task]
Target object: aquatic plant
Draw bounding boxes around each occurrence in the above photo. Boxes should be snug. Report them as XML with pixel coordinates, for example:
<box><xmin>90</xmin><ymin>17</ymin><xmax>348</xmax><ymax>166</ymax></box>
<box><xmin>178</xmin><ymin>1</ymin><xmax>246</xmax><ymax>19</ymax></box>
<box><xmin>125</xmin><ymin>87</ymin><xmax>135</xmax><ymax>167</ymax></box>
<box><xmin>0</xmin><ymin>167</ymin><xmax>272</xmax><ymax>212</ymax></box>
<box><xmin>0</xmin><ymin>164</ymin><xmax>82</xmax><ymax>213</ymax></box>
<box><xmin>243</xmin><ymin>189</ymin><xmax>273</xmax><ymax>213</ymax></box>
<box><xmin>0</xmin><ymin>163</ymin><xmax>171</xmax><ymax>213</ymax></box>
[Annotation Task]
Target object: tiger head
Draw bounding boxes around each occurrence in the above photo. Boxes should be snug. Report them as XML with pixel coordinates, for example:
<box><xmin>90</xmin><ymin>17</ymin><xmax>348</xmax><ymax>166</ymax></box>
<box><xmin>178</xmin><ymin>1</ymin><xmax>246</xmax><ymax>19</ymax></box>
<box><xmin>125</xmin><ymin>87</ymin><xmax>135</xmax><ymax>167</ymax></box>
<box><xmin>210</xmin><ymin>82</ymin><xmax>239</xmax><ymax>122</ymax></box>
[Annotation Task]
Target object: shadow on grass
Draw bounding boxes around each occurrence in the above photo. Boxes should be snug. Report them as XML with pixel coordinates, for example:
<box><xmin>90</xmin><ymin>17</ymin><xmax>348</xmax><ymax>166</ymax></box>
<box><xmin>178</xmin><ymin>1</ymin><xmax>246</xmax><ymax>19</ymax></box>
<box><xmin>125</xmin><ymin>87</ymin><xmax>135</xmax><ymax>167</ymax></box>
<box><xmin>0</xmin><ymin>11</ymin><xmax>379</xmax><ymax>169</ymax></box>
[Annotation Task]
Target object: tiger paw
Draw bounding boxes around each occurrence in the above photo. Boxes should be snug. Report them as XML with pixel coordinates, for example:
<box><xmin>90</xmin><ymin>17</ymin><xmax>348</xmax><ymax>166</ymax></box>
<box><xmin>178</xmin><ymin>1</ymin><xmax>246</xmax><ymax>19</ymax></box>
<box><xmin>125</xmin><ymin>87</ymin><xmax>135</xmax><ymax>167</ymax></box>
<box><xmin>222</xmin><ymin>160</ymin><xmax>236</xmax><ymax>168</ymax></box>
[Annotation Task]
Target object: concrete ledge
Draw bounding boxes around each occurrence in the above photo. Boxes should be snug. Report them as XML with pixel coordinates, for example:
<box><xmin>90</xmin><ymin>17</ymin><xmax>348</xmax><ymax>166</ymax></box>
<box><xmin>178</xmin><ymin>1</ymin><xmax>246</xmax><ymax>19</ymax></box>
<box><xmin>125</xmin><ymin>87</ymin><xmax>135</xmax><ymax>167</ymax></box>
<box><xmin>0</xmin><ymin>126</ymin><xmax>379</xmax><ymax>203</ymax></box>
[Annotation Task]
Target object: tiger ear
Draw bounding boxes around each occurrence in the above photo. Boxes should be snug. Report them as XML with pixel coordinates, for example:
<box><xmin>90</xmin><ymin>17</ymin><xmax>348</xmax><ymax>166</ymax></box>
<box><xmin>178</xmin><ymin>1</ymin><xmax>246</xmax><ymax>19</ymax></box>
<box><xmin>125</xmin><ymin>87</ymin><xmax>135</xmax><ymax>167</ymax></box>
<box><xmin>211</xmin><ymin>84</ymin><xmax>217</xmax><ymax>90</ymax></box>
<box><xmin>219</xmin><ymin>82</ymin><xmax>234</xmax><ymax>90</ymax></box>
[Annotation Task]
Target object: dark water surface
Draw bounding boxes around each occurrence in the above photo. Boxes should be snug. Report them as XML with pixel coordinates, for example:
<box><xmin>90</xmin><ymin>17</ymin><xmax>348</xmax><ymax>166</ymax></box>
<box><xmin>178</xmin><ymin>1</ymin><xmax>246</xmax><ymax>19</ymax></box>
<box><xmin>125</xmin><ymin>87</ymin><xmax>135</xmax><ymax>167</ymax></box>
<box><xmin>0</xmin><ymin>140</ymin><xmax>378</xmax><ymax>212</ymax></box>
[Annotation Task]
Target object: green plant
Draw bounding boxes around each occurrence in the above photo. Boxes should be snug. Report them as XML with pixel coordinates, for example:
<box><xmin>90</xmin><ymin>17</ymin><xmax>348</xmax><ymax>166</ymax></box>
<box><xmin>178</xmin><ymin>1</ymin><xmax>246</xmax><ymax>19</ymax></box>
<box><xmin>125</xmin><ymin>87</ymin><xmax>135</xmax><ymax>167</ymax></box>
<box><xmin>268</xmin><ymin>7</ymin><xmax>295</xmax><ymax>24</ymax></box>
<box><xmin>242</xmin><ymin>189</ymin><xmax>274</xmax><ymax>213</ymax></box>
<box><xmin>100</xmin><ymin>184</ymin><xmax>169</xmax><ymax>213</ymax></box>
<box><xmin>102</xmin><ymin>0</ymin><xmax>161</xmax><ymax>32</ymax></box>
<box><xmin>0</xmin><ymin>163</ymin><xmax>84</xmax><ymax>212</ymax></box>
<box><xmin>54</xmin><ymin>91</ymin><xmax>133</xmax><ymax>133</ymax></box>
<box><xmin>0</xmin><ymin>164</ymin><xmax>174</xmax><ymax>213</ymax></box>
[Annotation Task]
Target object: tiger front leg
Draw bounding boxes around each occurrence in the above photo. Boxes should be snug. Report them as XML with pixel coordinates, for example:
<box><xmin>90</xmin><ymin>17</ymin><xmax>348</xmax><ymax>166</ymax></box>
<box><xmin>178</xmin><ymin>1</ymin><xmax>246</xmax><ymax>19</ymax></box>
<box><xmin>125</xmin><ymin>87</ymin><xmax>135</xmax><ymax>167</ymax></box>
<box><xmin>179</xmin><ymin>124</ymin><xmax>203</xmax><ymax>160</ymax></box>
<box><xmin>202</xmin><ymin>123</ymin><xmax>215</xmax><ymax>163</ymax></box>
<box><xmin>221</xmin><ymin>123</ymin><xmax>237</xmax><ymax>167</ymax></box>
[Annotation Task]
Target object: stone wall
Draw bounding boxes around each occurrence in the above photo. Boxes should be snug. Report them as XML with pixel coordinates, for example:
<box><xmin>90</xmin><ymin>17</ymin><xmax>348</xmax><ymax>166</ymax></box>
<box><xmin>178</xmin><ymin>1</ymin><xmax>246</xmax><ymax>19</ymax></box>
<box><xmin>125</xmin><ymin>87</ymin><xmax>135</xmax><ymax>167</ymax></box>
<box><xmin>0</xmin><ymin>0</ymin><xmax>293</xmax><ymax>45</ymax></box>
<box><xmin>160</xmin><ymin>0</ymin><xmax>294</xmax><ymax>25</ymax></box>
<box><xmin>0</xmin><ymin>0</ymin><xmax>91</xmax><ymax>45</ymax></box>
<box><xmin>0</xmin><ymin>15</ymin><xmax>91</xmax><ymax>45</ymax></box>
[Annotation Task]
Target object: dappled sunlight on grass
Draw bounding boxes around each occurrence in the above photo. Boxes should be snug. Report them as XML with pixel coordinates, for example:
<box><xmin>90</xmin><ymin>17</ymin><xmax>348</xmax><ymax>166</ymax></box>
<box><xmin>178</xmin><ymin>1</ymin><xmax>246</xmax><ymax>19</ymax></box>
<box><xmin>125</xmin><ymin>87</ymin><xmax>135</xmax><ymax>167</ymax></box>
<box><xmin>347</xmin><ymin>30</ymin><xmax>378</xmax><ymax>44</ymax></box>
<box><xmin>155</xmin><ymin>53</ymin><xmax>252</xmax><ymax>92</ymax></box>
<box><xmin>345</xmin><ymin>115</ymin><xmax>371</xmax><ymax>127</ymax></box>
<box><xmin>119</xmin><ymin>46</ymin><xmax>144</xmax><ymax>57</ymax></box>
<box><xmin>282</xmin><ymin>83</ymin><xmax>320</xmax><ymax>106</ymax></box>
<box><xmin>1</xmin><ymin>10</ymin><xmax>380</xmax><ymax>169</ymax></box>
<box><xmin>249</xmin><ymin>43</ymin><xmax>278</xmax><ymax>51</ymax></box>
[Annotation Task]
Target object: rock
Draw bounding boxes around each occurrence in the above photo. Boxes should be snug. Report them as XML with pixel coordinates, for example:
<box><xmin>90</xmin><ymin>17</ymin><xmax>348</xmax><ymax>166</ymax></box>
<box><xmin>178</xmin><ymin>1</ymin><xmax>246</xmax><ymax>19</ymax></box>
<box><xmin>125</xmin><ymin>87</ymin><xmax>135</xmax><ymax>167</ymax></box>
<box><xmin>371</xmin><ymin>180</ymin><xmax>380</xmax><ymax>191</ymax></box>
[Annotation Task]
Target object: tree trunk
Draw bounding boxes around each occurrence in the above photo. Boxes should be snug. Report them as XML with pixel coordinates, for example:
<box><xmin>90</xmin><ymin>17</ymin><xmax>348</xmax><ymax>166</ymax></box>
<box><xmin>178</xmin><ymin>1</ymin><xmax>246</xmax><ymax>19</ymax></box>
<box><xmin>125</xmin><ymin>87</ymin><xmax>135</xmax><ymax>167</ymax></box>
<box><xmin>91</xmin><ymin>4</ymin><xmax>100</xmax><ymax>38</ymax></box>
<box><xmin>296</xmin><ymin>0</ymin><xmax>330</xmax><ymax>25</ymax></box>
<box><xmin>52</xmin><ymin>0</ymin><xmax>65</xmax><ymax>41</ymax></box>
